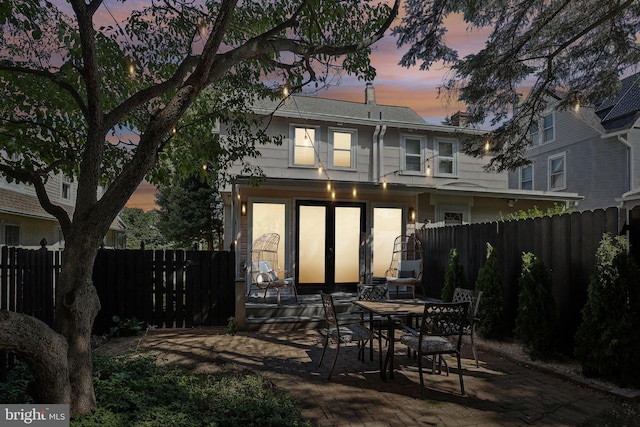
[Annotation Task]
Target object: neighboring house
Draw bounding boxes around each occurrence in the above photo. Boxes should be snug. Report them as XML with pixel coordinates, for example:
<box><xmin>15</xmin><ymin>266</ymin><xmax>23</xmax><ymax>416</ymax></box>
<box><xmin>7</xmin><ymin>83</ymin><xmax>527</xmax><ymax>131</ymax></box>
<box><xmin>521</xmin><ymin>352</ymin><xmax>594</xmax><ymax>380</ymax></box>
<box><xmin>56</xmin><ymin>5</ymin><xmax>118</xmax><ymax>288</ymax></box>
<box><xmin>508</xmin><ymin>72</ymin><xmax>640</xmax><ymax>212</ymax></box>
<box><xmin>222</xmin><ymin>84</ymin><xmax>581</xmax><ymax>295</ymax></box>
<box><xmin>0</xmin><ymin>170</ymin><xmax>126</xmax><ymax>249</ymax></box>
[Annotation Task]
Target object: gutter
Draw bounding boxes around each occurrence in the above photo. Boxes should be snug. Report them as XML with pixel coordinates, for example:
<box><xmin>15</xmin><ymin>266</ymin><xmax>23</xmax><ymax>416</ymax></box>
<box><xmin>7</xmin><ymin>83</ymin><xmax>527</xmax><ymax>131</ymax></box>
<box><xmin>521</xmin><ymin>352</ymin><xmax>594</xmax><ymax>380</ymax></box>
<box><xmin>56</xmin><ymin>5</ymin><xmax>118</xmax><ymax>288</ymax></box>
<box><xmin>378</xmin><ymin>125</ymin><xmax>387</xmax><ymax>183</ymax></box>
<box><xmin>372</xmin><ymin>125</ymin><xmax>380</xmax><ymax>183</ymax></box>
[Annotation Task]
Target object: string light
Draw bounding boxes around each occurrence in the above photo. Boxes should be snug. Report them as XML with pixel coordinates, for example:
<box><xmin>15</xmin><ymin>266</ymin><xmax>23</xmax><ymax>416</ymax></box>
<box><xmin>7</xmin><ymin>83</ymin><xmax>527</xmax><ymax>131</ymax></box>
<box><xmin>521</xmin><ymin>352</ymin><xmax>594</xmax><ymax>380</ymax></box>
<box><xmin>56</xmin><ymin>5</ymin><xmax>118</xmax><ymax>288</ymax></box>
<box><xmin>199</xmin><ymin>21</ymin><xmax>207</xmax><ymax>37</ymax></box>
<box><xmin>484</xmin><ymin>139</ymin><xmax>490</xmax><ymax>153</ymax></box>
<box><xmin>352</xmin><ymin>187</ymin><xmax>357</xmax><ymax>197</ymax></box>
<box><xmin>382</xmin><ymin>180</ymin><xmax>387</xmax><ymax>189</ymax></box>
<box><xmin>327</xmin><ymin>182</ymin><xmax>331</xmax><ymax>191</ymax></box>
<box><xmin>282</xmin><ymin>84</ymin><xmax>290</xmax><ymax>97</ymax></box>
<box><xmin>331</xmin><ymin>190</ymin><xmax>336</xmax><ymax>199</ymax></box>
<box><xmin>127</xmin><ymin>57</ymin><xmax>136</xmax><ymax>77</ymax></box>
<box><xmin>202</xmin><ymin>164</ymin><xmax>207</xmax><ymax>171</ymax></box>
<box><xmin>318</xmin><ymin>165</ymin><xmax>322</xmax><ymax>174</ymax></box>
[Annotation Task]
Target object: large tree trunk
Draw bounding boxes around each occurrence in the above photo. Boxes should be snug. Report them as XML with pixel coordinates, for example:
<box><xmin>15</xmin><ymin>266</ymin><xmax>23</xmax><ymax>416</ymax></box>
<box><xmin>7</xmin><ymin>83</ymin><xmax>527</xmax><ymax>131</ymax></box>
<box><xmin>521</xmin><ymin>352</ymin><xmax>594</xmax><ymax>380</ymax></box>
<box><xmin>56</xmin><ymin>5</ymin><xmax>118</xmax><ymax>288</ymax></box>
<box><xmin>0</xmin><ymin>311</ymin><xmax>70</xmax><ymax>404</ymax></box>
<box><xmin>54</xmin><ymin>234</ymin><xmax>102</xmax><ymax>415</ymax></box>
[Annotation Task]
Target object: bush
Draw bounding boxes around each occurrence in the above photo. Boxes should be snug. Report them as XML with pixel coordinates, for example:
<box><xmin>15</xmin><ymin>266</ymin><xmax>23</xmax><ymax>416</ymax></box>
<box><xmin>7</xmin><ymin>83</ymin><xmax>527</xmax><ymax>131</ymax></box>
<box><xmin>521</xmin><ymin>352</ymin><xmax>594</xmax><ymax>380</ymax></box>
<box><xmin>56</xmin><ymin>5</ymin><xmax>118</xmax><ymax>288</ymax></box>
<box><xmin>475</xmin><ymin>243</ymin><xmax>506</xmax><ymax>340</ymax></box>
<box><xmin>574</xmin><ymin>234</ymin><xmax>640</xmax><ymax>387</ymax></box>
<box><xmin>441</xmin><ymin>248</ymin><xmax>467</xmax><ymax>302</ymax></box>
<box><xmin>515</xmin><ymin>252</ymin><xmax>556</xmax><ymax>360</ymax></box>
<box><xmin>1</xmin><ymin>353</ymin><xmax>310</xmax><ymax>426</ymax></box>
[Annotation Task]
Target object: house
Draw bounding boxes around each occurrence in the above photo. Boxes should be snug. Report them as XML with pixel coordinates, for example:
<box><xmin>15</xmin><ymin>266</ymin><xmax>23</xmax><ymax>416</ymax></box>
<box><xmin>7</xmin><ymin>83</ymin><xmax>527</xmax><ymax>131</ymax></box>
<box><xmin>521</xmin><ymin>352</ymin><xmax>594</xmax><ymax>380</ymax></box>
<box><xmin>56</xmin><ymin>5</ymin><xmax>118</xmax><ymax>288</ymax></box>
<box><xmin>508</xmin><ymin>72</ymin><xmax>640</xmax><ymax>212</ymax></box>
<box><xmin>0</xmin><ymin>170</ymin><xmax>126</xmax><ymax>249</ymax></box>
<box><xmin>222</xmin><ymin>84</ymin><xmax>581</xmax><ymax>295</ymax></box>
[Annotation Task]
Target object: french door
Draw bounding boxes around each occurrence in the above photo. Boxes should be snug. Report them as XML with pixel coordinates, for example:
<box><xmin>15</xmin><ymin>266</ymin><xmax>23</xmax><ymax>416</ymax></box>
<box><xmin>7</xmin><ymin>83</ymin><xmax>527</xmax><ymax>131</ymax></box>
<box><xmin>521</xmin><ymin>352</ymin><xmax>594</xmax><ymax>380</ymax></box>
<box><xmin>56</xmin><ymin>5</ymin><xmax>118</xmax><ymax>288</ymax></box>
<box><xmin>295</xmin><ymin>201</ymin><xmax>365</xmax><ymax>292</ymax></box>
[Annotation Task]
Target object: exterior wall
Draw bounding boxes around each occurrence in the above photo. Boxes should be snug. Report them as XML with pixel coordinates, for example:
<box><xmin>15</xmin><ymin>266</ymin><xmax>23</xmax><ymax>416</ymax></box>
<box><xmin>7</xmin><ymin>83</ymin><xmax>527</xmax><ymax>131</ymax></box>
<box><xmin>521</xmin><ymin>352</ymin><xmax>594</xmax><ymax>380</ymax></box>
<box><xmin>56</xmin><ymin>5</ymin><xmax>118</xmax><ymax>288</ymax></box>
<box><xmin>509</xmin><ymin>107</ymin><xmax>630</xmax><ymax>211</ymax></box>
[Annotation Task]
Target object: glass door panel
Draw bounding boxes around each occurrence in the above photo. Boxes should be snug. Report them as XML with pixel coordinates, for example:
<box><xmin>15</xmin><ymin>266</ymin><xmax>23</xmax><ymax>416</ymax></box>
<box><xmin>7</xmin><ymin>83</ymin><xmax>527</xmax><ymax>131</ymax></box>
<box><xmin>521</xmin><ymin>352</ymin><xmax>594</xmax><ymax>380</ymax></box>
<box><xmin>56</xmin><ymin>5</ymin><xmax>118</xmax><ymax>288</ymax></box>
<box><xmin>298</xmin><ymin>205</ymin><xmax>326</xmax><ymax>284</ymax></box>
<box><xmin>372</xmin><ymin>207</ymin><xmax>402</xmax><ymax>277</ymax></box>
<box><xmin>334</xmin><ymin>206</ymin><xmax>361</xmax><ymax>283</ymax></box>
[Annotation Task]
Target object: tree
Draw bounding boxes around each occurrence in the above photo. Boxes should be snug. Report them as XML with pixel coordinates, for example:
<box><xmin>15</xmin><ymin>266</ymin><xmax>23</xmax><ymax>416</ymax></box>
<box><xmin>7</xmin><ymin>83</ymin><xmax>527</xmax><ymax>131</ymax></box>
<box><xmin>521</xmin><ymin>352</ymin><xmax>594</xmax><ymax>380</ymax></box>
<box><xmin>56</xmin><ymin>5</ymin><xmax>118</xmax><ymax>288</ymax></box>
<box><xmin>0</xmin><ymin>0</ymin><xmax>399</xmax><ymax>414</ymax></box>
<box><xmin>394</xmin><ymin>1</ymin><xmax>640</xmax><ymax>171</ymax></box>
<box><xmin>575</xmin><ymin>234</ymin><xmax>640</xmax><ymax>386</ymax></box>
<box><xmin>475</xmin><ymin>242</ymin><xmax>505</xmax><ymax>340</ymax></box>
<box><xmin>515</xmin><ymin>252</ymin><xmax>556</xmax><ymax>360</ymax></box>
<box><xmin>441</xmin><ymin>248</ymin><xmax>467</xmax><ymax>301</ymax></box>
<box><xmin>119</xmin><ymin>208</ymin><xmax>168</xmax><ymax>250</ymax></box>
<box><xmin>156</xmin><ymin>174</ymin><xmax>223</xmax><ymax>250</ymax></box>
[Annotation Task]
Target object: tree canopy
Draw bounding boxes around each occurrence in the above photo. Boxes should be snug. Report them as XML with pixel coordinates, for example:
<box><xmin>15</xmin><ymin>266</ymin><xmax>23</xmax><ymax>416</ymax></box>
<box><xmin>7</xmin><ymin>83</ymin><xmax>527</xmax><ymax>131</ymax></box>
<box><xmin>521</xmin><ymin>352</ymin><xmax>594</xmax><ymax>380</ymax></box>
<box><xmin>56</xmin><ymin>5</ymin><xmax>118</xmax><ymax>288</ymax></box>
<box><xmin>394</xmin><ymin>0</ymin><xmax>640</xmax><ymax>171</ymax></box>
<box><xmin>0</xmin><ymin>0</ymin><xmax>399</xmax><ymax>414</ymax></box>
<box><xmin>119</xmin><ymin>207</ymin><xmax>168</xmax><ymax>250</ymax></box>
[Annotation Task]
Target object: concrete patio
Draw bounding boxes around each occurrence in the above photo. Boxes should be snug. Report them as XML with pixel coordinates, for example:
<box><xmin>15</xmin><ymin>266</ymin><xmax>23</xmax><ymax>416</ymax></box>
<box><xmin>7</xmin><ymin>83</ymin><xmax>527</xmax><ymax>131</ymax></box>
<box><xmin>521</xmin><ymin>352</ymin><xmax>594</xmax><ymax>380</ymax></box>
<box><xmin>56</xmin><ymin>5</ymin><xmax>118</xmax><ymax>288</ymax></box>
<box><xmin>122</xmin><ymin>326</ymin><xmax>637</xmax><ymax>426</ymax></box>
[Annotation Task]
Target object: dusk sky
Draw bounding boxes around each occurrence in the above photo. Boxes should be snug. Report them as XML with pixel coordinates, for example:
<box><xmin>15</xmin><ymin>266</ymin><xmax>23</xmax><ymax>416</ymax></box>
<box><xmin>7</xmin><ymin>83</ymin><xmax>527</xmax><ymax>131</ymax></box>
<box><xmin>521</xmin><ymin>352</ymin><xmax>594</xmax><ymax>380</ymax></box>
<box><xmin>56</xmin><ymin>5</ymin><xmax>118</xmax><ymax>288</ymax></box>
<box><xmin>124</xmin><ymin>8</ymin><xmax>488</xmax><ymax>211</ymax></box>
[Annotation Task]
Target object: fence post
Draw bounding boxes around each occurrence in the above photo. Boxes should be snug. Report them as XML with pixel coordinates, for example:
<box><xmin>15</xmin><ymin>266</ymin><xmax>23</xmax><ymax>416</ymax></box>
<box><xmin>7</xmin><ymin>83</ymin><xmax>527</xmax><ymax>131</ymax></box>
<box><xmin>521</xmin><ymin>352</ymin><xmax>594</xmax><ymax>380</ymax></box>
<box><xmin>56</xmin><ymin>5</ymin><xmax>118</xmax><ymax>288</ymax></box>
<box><xmin>235</xmin><ymin>278</ymin><xmax>246</xmax><ymax>331</ymax></box>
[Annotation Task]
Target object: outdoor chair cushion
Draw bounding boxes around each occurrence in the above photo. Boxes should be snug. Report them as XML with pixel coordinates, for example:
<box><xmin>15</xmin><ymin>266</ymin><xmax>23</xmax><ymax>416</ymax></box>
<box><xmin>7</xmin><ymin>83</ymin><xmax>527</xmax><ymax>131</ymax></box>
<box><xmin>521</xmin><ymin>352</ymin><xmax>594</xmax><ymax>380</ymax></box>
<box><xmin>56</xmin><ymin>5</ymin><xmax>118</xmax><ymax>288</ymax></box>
<box><xmin>398</xmin><ymin>270</ymin><xmax>416</xmax><ymax>278</ymax></box>
<box><xmin>400</xmin><ymin>334</ymin><xmax>455</xmax><ymax>353</ymax></box>
<box><xmin>322</xmin><ymin>324</ymin><xmax>373</xmax><ymax>343</ymax></box>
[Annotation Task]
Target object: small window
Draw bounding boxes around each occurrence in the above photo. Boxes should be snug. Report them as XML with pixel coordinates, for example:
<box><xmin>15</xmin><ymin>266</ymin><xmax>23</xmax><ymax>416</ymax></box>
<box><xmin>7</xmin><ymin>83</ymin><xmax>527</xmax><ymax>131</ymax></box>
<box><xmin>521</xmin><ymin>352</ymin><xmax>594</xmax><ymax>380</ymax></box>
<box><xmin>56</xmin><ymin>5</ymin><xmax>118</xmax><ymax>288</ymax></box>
<box><xmin>548</xmin><ymin>153</ymin><xmax>566</xmax><ymax>191</ymax></box>
<box><xmin>529</xmin><ymin>122</ymin><xmax>539</xmax><ymax>146</ymax></box>
<box><xmin>520</xmin><ymin>165</ymin><xmax>533</xmax><ymax>190</ymax></box>
<box><xmin>444</xmin><ymin>212</ymin><xmax>463</xmax><ymax>226</ymax></box>
<box><xmin>436</xmin><ymin>139</ymin><xmax>457</xmax><ymax>176</ymax></box>
<box><xmin>330</xmin><ymin>129</ymin><xmax>356</xmax><ymax>169</ymax></box>
<box><xmin>292</xmin><ymin>126</ymin><xmax>317</xmax><ymax>167</ymax></box>
<box><xmin>61</xmin><ymin>175</ymin><xmax>72</xmax><ymax>200</ymax></box>
<box><xmin>403</xmin><ymin>137</ymin><xmax>422</xmax><ymax>172</ymax></box>
<box><xmin>3</xmin><ymin>224</ymin><xmax>21</xmax><ymax>246</ymax></box>
<box><xmin>542</xmin><ymin>113</ymin><xmax>554</xmax><ymax>143</ymax></box>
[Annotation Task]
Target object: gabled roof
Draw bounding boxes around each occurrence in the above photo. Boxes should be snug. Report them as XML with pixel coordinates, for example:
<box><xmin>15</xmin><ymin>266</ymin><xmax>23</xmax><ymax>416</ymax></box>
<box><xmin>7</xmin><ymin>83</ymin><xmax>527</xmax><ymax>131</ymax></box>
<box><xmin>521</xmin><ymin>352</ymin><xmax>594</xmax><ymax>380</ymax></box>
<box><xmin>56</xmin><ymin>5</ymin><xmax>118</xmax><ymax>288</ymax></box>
<box><xmin>595</xmin><ymin>72</ymin><xmax>640</xmax><ymax>131</ymax></box>
<box><xmin>254</xmin><ymin>94</ymin><xmax>426</xmax><ymax>127</ymax></box>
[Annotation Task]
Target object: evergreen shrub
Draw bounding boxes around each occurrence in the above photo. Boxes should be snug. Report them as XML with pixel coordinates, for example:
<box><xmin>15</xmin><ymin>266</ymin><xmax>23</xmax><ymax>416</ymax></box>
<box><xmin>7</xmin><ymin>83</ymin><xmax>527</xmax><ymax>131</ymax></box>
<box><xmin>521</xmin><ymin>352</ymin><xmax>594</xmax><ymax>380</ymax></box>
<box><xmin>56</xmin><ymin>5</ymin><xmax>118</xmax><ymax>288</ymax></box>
<box><xmin>574</xmin><ymin>234</ymin><xmax>640</xmax><ymax>387</ymax></box>
<box><xmin>515</xmin><ymin>252</ymin><xmax>556</xmax><ymax>360</ymax></box>
<box><xmin>441</xmin><ymin>248</ymin><xmax>467</xmax><ymax>302</ymax></box>
<box><xmin>475</xmin><ymin>243</ymin><xmax>506</xmax><ymax>340</ymax></box>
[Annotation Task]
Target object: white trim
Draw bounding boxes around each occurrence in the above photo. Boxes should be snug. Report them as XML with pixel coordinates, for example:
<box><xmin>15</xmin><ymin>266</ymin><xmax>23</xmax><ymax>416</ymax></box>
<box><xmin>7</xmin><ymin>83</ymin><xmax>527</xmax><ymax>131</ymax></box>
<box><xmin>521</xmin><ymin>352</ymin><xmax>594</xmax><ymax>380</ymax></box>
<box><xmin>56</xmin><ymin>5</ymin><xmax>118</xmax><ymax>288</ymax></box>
<box><xmin>400</xmin><ymin>133</ymin><xmax>426</xmax><ymax>175</ymax></box>
<box><xmin>289</xmin><ymin>124</ymin><xmax>320</xmax><ymax>168</ymax></box>
<box><xmin>434</xmin><ymin>137</ymin><xmax>458</xmax><ymax>177</ymax></box>
<box><xmin>328</xmin><ymin>127</ymin><xmax>357</xmax><ymax>170</ymax></box>
<box><xmin>548</xmin><ymin>152</ymin><xmax>567</xmax><ymax>191</ymax></box>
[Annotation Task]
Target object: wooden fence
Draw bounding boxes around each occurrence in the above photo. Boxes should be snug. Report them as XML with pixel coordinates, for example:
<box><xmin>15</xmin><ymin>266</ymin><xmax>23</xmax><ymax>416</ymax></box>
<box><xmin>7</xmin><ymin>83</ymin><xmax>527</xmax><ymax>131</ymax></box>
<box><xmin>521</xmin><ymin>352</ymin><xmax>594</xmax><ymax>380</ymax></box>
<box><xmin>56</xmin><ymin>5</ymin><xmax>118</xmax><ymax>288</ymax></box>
<box><xmin>415</xmin><ymin>207</ymin><xmax>624</xmax><ymax>354</ymax></box>
<box><xmin>0</xmin><ymin>246</ymin><xmax>235</xmax><ymax>379</ymax></box>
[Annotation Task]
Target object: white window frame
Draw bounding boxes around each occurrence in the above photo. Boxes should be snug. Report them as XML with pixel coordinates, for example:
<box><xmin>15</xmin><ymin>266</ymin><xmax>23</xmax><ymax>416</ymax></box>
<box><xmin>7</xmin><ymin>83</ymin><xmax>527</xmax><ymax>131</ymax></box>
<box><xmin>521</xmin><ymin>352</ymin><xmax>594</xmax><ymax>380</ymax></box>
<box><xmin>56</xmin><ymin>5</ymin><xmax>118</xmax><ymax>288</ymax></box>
<box><xmin>520</xmin><ymin>164</ymin><xmax>534</xmax><ymax>190</ymax></box>
<box><xmin>61</xmin><ymin>174</ymin><xmax>72</xmax><ymax>200</ymax></box>
<box><xmin>2</xmin><ymin>222</ymin><xmax>21</xmax><ymax>246</ymax></box>
<box><xmin>289</xmin><ymin>125</ymin><xmax>319</xmax><ymax>168</ymax></box>
<box><xmin>435</xmin><ymin>138</ymin><xmax>458</xmax><ymax>177</ymax></box>
<box><xmin>400</xmin><ymin>134</ymin><xmax>426</xmax><ymax>175</ymax></box>
<box><xmin>435</xmin><ymin>204</ymin><xmax>469</xmax><ymax>226</ymax></box>
<box><xmin>328</xmin><ymin>127</ymin><xmax>357</xmax><ymax>170</ymax></box>
<box><xmin>529</xmin><ymin>121</ymin><xmax>540</xmax><ymax>147</ymax></box>
<box><xmin>548</xmin><ymin>152</ymin><xmax>566</xmax><ymax>191</ymax></box>
<box><xmin>542</xmin><ymin>112</ymin><xmax>555</xmax><ymax>143</ymax></box>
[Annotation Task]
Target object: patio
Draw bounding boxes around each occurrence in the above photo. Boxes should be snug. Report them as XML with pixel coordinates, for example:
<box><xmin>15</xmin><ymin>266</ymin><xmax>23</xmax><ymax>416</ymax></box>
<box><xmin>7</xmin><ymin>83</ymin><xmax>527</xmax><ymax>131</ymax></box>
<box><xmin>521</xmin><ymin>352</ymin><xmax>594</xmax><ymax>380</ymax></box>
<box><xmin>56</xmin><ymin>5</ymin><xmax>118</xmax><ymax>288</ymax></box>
<box><xmin>113</xmin><ymin>326</ymin><xmax>637</xmax><ymax>426</ymax></box>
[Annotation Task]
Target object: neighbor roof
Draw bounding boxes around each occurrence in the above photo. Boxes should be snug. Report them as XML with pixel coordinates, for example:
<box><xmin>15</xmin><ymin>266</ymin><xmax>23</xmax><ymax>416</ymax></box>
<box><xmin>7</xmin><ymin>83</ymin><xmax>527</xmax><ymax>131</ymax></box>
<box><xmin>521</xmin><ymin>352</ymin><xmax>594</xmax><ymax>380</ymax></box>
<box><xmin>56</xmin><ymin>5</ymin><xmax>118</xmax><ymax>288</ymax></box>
<box><xmin>595</xmin><ymin>72</ymin><xmax>640</xmax><ymax>131</ymax></box>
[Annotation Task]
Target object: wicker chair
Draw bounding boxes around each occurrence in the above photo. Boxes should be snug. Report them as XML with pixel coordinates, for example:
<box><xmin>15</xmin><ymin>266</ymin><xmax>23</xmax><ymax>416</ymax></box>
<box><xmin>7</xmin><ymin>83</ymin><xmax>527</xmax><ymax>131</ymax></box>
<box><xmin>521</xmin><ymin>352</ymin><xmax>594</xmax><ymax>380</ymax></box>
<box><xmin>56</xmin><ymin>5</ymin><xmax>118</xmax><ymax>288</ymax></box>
<box><xmin>318</xmin><ymin>293</ymin><xmax>375</xmax><ymax>380</ymax></box>
<box><xmin>452</xmin><ymin>288</ymin><xmax>483</xmax><ymax>367</ymax></box>
<box><xmin>385</xmin><ymin>235</ymin><xmax>423</xmax><ymax>298</ymax></box>
<box><xmin>247</xmin><ymin>233</ymin><xmax>297</xmax><ymax>305</ymax></box>
<box><xmin>400</xmin><ymin>301</ymin><xmax>469</xmax><ymax>398</ymax></box>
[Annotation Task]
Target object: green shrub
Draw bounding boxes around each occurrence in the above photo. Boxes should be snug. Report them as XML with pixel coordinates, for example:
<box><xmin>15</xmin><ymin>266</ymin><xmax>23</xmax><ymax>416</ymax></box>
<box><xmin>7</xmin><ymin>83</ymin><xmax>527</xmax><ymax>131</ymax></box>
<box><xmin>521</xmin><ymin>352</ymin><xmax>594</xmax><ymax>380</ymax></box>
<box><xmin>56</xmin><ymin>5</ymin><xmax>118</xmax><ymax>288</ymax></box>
<box><xmin>574</xmin><ymin>234</ymin><xmax>640</xmax><ymax>387</ymax></box>
<box><xmin>475</xmin><ymin>243</ymin><xmax>506</xmax><ymax>340</ymax></box>
<box><xmin>441</xmin><ymin>248</ymin><xmax>467</xmax><ymax>302</ymax></box>
<box><xmin>515</xmin><ymin>252</ymin><xmax>556</xmax><ymax>360</ymax></box>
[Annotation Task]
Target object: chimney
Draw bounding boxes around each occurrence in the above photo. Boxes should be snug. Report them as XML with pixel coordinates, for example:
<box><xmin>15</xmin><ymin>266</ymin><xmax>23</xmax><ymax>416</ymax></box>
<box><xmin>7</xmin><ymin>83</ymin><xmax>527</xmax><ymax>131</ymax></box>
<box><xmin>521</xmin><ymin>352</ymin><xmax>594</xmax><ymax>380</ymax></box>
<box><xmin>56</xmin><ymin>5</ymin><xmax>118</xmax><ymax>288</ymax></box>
<box><xmin>450</xmin><ymin>111</ymin><xmax>470</xmax><ymax>127</ymax></box>
<box><xmin>365</xmin><ymin>82</ymin><xmax>376</xmax><ymax>105</ymax></box>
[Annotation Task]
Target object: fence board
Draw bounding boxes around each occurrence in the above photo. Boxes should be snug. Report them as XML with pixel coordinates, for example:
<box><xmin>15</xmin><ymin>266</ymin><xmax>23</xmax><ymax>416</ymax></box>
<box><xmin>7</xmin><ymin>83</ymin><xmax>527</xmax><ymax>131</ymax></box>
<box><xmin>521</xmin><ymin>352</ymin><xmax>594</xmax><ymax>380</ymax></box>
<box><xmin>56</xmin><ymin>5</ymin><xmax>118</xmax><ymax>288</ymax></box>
<box><xmin>416</xmin><ymin>207</ymin><xmax>623</xmax><ymax>356</ymax></box>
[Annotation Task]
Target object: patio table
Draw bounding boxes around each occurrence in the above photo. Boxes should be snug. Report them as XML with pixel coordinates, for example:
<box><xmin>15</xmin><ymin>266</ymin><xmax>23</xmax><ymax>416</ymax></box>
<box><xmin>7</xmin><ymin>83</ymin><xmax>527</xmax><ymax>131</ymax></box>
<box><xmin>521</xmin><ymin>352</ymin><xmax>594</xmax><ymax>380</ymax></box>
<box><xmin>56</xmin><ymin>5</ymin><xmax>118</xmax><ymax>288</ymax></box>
<box><xmin>352</xmin><ymin>299</ymin><xmax>425</xmax><ymax>380</ymax></box>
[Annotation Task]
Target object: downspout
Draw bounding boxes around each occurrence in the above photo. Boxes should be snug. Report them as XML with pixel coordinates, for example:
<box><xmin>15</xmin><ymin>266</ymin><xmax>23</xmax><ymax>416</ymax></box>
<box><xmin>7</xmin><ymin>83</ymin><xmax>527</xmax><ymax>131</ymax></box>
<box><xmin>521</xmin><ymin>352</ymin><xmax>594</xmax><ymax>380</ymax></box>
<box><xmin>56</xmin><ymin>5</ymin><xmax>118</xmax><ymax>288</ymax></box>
<box><xmin>617</xmin><ymin>134</ymin><xmax>633</xmax><ymax>192</ymax></box>
<box><xmin>373</xmin><ymin>125</ymin><xmax>381</xmax><ymax>183</ymax></box>
<box><xmin>378</xmin><ymin>124</ymin><xmax>387</xmax><ymax>183</ymax></box>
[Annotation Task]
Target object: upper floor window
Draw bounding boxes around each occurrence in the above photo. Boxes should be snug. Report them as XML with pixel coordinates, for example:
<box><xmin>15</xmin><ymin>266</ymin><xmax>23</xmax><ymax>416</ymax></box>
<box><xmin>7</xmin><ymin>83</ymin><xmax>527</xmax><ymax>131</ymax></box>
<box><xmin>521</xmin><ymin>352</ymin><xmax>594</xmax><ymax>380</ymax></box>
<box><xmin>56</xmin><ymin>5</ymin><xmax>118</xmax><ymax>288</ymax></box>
<box><xmin>329</xmin><ymin>128</ymin><xmax>356</xmax><ymax>170</ymax></box>
<box><xmin>435</xmin><ymin>138</ymin><xmax>458</xmax><ymax>176</ymax></box>
<box><xmin>542</xmin><ymin>113</ymin><xmax>555</xmax><ymax>143</ymax></box>
<box><xmin>548</xmin><ymin>153</ymin><xmax>566</xmax><ymax>191</ymax></box>
<box><xmin>61</xmin><ymin>174</ymin><xmax>72</xmax><ymax>200</ymax></box>
<box><xmin>291</xmin><ymin>126</ymin><xmax>317</xmax><ymax>167</ymax></box>
<box><xmin>529</xmin><ymin>122</ymin><xmax>540</xmax><ymax>146</ymax></box>
<box><xmin>3</xmin><ymin>223</ymin><xmax>21</xmax><ymax>246</ymax></box>
<box><xmin>528</xmin><ymin>112</ymin><xmax>555</xmax><ymax>146</ymax></box>
<box><xmin>401</xmin><ymin>135</ymin><xmax>424</xmax><ymax>173</ymax></box>
<box><xmin>520</xmin><ymin>165</ymin><xmax>533</xmax><ymax>190</ymax></box>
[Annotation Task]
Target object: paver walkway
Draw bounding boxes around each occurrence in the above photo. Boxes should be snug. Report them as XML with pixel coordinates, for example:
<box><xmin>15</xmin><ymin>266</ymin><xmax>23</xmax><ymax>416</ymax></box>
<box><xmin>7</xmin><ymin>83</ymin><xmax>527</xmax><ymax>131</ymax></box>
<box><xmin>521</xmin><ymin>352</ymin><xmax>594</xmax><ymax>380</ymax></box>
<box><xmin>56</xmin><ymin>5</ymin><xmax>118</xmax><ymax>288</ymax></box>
<box><xmin>131</xmin><ymin>327</ymin><xmax>634</xmax><ymax>426</ymax></box>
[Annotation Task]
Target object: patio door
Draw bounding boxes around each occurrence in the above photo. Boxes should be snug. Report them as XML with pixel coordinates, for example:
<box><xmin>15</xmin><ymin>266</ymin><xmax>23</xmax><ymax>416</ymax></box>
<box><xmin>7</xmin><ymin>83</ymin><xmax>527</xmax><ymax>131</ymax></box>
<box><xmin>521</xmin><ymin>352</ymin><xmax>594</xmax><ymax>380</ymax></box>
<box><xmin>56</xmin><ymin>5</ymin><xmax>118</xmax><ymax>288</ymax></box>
<box><xmin>296</xmin><ymin>201</ymin><xmax>365</xmax><ymax>292</ymax></box>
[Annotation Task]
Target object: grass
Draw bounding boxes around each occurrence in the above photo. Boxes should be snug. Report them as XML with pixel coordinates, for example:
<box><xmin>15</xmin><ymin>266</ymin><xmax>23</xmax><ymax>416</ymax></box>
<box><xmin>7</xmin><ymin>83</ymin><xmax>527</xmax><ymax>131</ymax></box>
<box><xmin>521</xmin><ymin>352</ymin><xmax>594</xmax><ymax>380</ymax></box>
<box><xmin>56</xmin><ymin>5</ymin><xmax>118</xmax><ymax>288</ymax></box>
<box><xmin>0</xmin><ymin>354</ymin><xmax>310</xmax><ymax>427</ymax></box>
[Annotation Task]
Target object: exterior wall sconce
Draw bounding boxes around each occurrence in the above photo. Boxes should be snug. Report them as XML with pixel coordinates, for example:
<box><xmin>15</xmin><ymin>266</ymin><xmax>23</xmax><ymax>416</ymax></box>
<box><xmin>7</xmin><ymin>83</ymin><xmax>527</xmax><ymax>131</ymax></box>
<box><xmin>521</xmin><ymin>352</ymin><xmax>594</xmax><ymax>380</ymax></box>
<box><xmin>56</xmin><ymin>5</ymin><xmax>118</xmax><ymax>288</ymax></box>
<box><xmin>408</xmin><ymin>207</ymin><xmax>416</xmax><ymax>223</ymax></box>
<box><xmin>241</xmin><ymin>202</ymin><xmax>247</xmax><ymax>216</ymax></box>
